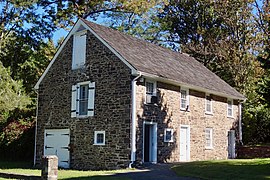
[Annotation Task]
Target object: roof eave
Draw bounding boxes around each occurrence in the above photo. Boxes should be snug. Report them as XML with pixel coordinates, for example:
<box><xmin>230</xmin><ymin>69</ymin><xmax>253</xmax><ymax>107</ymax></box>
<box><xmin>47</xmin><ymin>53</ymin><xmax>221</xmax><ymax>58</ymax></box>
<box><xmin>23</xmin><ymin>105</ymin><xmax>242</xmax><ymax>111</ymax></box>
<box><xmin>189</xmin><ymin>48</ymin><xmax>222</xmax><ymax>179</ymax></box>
<box><xmin>139</xmin><ymin>71</ymin><xmax>246</xmax><ymax>101</ymax></box>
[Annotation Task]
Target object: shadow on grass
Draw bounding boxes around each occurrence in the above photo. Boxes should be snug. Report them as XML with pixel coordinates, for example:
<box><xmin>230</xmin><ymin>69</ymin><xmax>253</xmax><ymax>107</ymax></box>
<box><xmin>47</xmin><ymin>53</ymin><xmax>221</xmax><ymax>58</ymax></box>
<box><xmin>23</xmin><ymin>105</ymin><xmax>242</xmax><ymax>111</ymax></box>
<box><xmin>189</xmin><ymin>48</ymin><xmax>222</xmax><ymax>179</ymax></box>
<box><xmin>0</xmin><ymin>161</ymin><xmax>33</xmax><ymax>169</ymax></box>
<box><xmin>172</xmin><ymin>159</ymin><xmax>270</xmax><ymax>180</ymax></box>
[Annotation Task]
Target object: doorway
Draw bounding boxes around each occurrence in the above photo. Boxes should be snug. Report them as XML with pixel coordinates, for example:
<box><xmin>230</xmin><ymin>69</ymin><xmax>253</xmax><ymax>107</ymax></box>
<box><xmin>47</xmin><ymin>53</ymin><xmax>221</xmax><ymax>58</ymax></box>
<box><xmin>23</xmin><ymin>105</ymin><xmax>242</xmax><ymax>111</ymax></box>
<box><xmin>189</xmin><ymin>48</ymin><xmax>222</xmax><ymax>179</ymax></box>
<box><xmin>180</xmin><ymin>125</ymin><xmax>190</xmax><ymax>161</ymax></box>
<box><xmin>228</xmin><ymin>130</ymin><xmax>236</xmax><ymax>159</ymax></box>
<box><xmin>143</xmin><ymin>122</ymin><xmax>157</xmax><ymax>163</ymax></box>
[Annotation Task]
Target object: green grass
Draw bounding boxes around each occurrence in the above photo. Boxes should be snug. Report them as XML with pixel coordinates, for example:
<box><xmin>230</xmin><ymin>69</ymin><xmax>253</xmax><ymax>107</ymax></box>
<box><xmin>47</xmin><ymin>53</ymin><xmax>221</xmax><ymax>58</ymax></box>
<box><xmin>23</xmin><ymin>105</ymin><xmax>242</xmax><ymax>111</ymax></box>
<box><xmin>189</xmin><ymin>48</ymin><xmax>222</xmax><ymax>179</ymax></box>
<box><xmin>0</xmin><ymin>161</ymin><xmax>131</xmax><ymax>180</ymax></box>
<box><xmin>172</xmin><ymin>158</ymin><xmax>270</xmax><ymax>180</ymax></box>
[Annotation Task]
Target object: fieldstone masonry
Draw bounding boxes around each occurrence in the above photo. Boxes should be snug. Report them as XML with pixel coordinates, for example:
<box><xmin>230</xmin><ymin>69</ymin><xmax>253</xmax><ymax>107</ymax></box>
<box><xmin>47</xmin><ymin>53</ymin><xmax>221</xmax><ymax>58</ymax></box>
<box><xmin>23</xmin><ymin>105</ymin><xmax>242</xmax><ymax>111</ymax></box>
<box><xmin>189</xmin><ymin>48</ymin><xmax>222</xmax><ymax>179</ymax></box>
<box><xmin>35</xmin><ymin>30</ymin><xmax>131</xmax><ymax>170</ymax></box>
<box><xmin>35</xmin><ymin>28</ymin><xmax>241</xmax><ymax>170</ymax></box>
<box><xmin>135</xmin><ymin>81</ymin><xmax>240</xmax><ymax>162</ymax></box>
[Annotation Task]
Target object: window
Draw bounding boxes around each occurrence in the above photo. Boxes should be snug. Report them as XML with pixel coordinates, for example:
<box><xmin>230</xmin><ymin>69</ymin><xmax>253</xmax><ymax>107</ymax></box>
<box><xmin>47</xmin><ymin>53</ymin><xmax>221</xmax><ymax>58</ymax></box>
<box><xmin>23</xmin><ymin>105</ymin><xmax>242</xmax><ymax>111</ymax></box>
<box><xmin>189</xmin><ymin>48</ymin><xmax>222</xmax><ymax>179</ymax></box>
<box><xmin>164</xmin><ymin>128</ymin><xmax>173</xmax><ymax>142</ymax></box>
<box><xmin>205</xmin><ymin>128</ymin><xmax>213</xmax><ymax>149</ymax></box>
<box><xmin>94</xmin><ymin>131</ymin><xmax>105</xmax><ymax>145</ymax></box>
<box><xmin>79</xmin><ymin>85</ymin><xmax>88</xmax><ymax>115</ymax></box>
<box><xmin>227</xmin><ymin>99</ymin><xmax>233</xmax><ymax>117</ymax></box>
<box><xmin>205</xmin><ymin>94</ymin><xmax>212</xmax><ymax>114</ymax></box>
<box><xmin>180</xmin><ymin>88</ymin><xmax>189</xmax><ymax>111</ymax></box>
<box><xmin>145</xmin><ymin>80</ymin><xmax>157</xmax><ymax>104</ymax></box>
<box><xmin>71</xmin><ymin>81</ymin><xmax>95</xmax><ymax>117</ymax></box>
<box><xmin>72</xmin><ymin>31</ymin><xmax>87</xmax><ymax>69</ymax></box>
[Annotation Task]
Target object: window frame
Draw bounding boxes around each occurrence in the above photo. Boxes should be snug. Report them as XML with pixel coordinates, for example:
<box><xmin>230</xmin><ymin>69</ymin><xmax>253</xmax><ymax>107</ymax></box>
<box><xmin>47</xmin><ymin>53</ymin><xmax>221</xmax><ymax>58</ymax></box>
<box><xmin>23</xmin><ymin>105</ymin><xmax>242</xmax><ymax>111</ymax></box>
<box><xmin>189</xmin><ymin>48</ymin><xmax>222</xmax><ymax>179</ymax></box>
<box><xmin>205</xmin><ymin>94</ymin><xmax>213</xmax><ymax>114</ymax></box>
<box><xmin>145</xmin><ymin>80</ymin><xmax>157</xmax><ymax>104</ymax></box>
<box><xmin>94</xmin><ymin>131</ymin><xmax>105</xmax><ymax>145</ymax></box>
<box><xmin>71</xmin><ymin>81</ymin><xmax>95</xmax><ymax>118</ymax></box>
<box><xmin>180</xmin><ymin>88</ymin><xmax>189</xmax><ymax>111</ymax></box>
<box><xmin>227</xmin><ymin>99</ymin><xmax>233</xmax><ymax>117</ymax></box>
<box><xmin>164</xmin><ymin>128</ymin><xmax>174</xmax><ymax>142</ymax></box>
<box><xmin>77</xmin><ymin>81</ymin><xmax>90</xmax><ymax>117</ymax></box>
<box><xmin>78</xmin><ymin>84</ymin><xmax>89</xmax><ymax>116</ymax></box>
<box><xmin>205</xmin><ymin>128</ymin><xmax>213</xmax><ymax>149</ymax></box>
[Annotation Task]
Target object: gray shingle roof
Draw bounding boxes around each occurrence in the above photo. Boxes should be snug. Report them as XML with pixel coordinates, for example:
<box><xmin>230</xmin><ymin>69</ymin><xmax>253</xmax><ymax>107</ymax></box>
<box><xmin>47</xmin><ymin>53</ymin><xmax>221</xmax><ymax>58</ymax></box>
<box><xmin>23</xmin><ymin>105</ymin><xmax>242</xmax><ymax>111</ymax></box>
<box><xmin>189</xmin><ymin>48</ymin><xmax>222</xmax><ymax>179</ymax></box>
<box><xmin>82</xmin><ymin>19</ymin><xmax>245</xmax><ymax>100</ymax></box>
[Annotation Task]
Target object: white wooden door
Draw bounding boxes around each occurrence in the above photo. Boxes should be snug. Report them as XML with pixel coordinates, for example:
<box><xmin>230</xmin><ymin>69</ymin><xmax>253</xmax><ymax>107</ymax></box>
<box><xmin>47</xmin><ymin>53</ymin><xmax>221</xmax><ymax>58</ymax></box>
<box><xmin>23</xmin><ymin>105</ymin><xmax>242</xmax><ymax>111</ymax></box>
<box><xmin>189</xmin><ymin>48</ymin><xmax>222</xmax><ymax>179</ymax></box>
<box><xmin>44</xmin><ymin>129</ymin><xmax>70</xmax><ymax>168</ymax></box>
<box><xmin>180</xmin><ymin>126</ymin><xmax>190</xmax><ymax>161</ymax></box>
<box><xmin>150</xmin><ymin>124</ymin><xmax>157</xmax><ymax>163</ymax></box>
<box><xmin>228</xmin><ymin>130</ymin><xmax>236</xmax><ymax>159</ymax></box>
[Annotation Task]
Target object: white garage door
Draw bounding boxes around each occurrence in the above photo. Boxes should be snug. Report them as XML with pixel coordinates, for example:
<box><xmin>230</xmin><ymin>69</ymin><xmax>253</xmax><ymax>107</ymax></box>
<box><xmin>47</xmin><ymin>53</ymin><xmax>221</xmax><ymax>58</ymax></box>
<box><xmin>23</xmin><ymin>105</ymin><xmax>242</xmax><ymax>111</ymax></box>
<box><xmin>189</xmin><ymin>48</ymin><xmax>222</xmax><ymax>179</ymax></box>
<box><xmin>44</xmin><ymin>129</ymin><xmax>70</xmax><ymax>168</ymax></box>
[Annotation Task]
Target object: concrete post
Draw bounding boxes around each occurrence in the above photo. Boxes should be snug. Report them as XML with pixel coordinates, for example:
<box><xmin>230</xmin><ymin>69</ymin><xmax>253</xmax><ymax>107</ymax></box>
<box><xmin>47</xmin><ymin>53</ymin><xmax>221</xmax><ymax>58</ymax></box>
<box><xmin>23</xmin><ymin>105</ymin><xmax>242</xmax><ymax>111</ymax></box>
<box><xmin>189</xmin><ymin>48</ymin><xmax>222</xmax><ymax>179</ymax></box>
<box><xmin>41</xmin><ymin>155</ymin><xmax>58</xmax><ymax>180</ymax></box>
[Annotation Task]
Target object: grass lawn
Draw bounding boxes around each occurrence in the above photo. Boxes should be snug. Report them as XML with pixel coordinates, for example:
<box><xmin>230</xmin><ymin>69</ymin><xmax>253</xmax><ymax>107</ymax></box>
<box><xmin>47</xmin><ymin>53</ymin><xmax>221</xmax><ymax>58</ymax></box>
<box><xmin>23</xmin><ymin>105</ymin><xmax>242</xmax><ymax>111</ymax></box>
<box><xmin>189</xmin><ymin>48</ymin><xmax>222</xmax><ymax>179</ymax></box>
<box><xmin>172</xmin><ymin>158</ymin><xmax>270</xmax><ymax>179</ymax></box>
<box><xmin>0</xmin><ymin>161</ymin><xmax>131</xmax><ymax>180</ymax></box>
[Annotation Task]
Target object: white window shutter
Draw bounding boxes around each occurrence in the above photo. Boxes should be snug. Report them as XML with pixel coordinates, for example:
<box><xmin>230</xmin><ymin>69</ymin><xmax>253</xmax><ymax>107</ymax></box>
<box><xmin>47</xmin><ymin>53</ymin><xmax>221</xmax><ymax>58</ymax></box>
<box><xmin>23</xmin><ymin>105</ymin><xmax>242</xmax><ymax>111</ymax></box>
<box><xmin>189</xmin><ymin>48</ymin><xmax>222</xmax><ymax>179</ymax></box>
<box><xmin>71</xmin><ymin>85</ymin><xmax>77</xmax><ymax>117</ymax></box>
<box><xmin>87</xmin><ymin>82</ymin><xmax>95</xmax><ymax>116</ymax></box>
<box><xmin>72</xmin><ymin>33</ymin><xmax>86</xmax><ymax>69</ymax></box>
<box><xmin>77</xmin><ymin>34</ymin><xmax>86</xmax><ymax>67</ymax></box>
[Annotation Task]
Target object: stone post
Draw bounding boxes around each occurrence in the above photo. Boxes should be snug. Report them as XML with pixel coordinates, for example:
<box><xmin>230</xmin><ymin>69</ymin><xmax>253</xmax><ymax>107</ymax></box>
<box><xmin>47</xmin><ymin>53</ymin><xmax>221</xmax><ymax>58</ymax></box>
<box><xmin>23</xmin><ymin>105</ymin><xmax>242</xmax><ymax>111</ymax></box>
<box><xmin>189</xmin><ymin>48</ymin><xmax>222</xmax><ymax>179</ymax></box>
<box><xmin>41</xmin><ymin>155</ymin><xmax>58</xmax><ymax>180</ymax></box>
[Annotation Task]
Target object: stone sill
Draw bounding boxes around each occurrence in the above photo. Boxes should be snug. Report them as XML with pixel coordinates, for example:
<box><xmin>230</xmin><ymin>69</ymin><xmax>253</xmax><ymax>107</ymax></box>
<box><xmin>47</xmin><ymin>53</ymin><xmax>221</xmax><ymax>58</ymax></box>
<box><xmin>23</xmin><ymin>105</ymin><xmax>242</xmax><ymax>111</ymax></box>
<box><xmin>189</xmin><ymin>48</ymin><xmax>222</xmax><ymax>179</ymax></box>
<box><xmin>227</xmin><ymin>116</ymin><xmax>235</xmax><ymax>119</ymax></box>
<box><xmin>180</xmin><ymin>108</ymin><xmax>190</xmax><ymax>112</ymax></box>
<box><xmin>144</xmin><ymin>103</ymin><xmax>159</xmax><ymax>107</ymax></box>
<box><xmin>93</xmin><ymin>143</ymin><xmax>105</xmax><ymax>146</ymax></box>
<box><xmin>205</xmin><ymin>112</ymin><xmax>213</xmax><ymax>115</ymax></box>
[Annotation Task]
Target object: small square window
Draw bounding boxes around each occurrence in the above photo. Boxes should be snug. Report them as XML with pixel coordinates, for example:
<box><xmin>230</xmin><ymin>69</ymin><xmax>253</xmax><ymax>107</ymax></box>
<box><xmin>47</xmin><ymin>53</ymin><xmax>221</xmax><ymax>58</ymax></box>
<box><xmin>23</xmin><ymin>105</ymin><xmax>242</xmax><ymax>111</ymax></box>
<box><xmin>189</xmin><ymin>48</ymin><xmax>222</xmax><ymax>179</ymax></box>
<box><xmin>94</xmin><ymin>131</ymin><xmax>105</xmax><ymax>145</ymax></box>
<box><xmin>227</xmin><ymin>99</ymin><xmax>233</xmax><ymax>117</ymax></box>
<box><xmin>164</xmin><ymin>128</ymin><xmax>173</xmax><ymax>142</ymax></box>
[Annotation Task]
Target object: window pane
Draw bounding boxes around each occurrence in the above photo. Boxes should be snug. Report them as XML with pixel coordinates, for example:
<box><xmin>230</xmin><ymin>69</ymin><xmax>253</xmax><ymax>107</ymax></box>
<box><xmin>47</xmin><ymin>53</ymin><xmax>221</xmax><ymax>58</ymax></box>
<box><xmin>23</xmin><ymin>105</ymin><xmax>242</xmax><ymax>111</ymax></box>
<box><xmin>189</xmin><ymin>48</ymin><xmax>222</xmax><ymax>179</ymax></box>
<box><xmin>146</xmin><ymin>82</ymin><xmax>154</xmax><ymax>95</ymax></box>
<box><xmin>165</xmin><ymin>130</ymin><xmax>172</xmax><ymax>141</ymax></box>
<box><xmin>228</xmin><ymin>108</ymin><xmax>232</xmax><ymax>116</ymax></box>
<box><xmin>97</xmin><ymin>133</ymin><xmax>104</xmax><ymax>144</ymax></box>
<box><xmin>79</xmin><ymin>85</ymin><xmax>89</xmax><ymax>115</ymax></box>
<box><xmin>79</xmin><ymin>101</ymin><xmax>87</xmax><ymax>115</ymax></box>
<box><xmin>206</xmin><ymin>96</ymin><xmax>211</xmax><ymax>112</ymax></box>
<box><xmin>181</xmin><ymin>90</ymin><xmax>186</xmax><ymax>99</ymax></box>
<box><xmin>228</xmin><ymin>100</ymin><xmax>233</xmax><ymax>116</ymax></box>
<box><xmin>205</xmin><ymin>128</ymin><xmax>212</xmax><ymax>147</ymax></box>
<box><xmin>180</xmin><ymin>90</ymin><xmax>187</xmax><ymax>109</ymax></box>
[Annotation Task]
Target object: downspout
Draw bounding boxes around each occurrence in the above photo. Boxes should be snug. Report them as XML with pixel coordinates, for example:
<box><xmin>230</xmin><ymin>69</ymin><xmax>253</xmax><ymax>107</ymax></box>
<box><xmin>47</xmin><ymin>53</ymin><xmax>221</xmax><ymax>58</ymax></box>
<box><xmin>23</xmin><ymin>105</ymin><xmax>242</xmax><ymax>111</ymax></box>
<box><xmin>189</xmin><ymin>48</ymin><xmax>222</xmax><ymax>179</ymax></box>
<box><xmin>129</xmin><ymin>72</ymin><xmax>141</xmax><ymax>168</ymax></box>
<box><xmin>238</xmin><ymin>102</ymin><xmax>243</xmax><ymax>145</ymax></box>
<box><xmin>33</xmin><ymin>89</ymin><xmax>39</xmax><ymax>166</ymax></box>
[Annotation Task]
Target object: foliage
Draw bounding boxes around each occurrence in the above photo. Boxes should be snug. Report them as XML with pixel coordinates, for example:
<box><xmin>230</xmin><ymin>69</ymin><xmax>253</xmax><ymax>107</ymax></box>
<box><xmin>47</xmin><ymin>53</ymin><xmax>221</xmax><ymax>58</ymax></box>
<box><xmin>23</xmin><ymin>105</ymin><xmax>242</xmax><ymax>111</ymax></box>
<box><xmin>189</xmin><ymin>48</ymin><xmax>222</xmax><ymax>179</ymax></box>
<box><xmin>37</xmin><ymin>0</ymin><xmax>168</xmax><ymax>28</ymax></box>
<box><xmin>172</xmin><ymin>159</ymin><xmax>270</xmax><ymax>179</ymax></box>
<box><xmin>0</xmin><ymin>108</ymin><xmax>35</xmax><ymax>161</ymax></box>
<box><xmin>256</xmin><ymin>0</ymin><xmax>270</xmax><ymax>106</ymax></box>
<box><xmin>243</xmin><ymin>105</ymin><xmax>270</xmax><ymax>144</ymax></box>
<box><xmin>0</xmin><ymin>62</ymin><xmax>30</xmax><ymax>119</ymax></box>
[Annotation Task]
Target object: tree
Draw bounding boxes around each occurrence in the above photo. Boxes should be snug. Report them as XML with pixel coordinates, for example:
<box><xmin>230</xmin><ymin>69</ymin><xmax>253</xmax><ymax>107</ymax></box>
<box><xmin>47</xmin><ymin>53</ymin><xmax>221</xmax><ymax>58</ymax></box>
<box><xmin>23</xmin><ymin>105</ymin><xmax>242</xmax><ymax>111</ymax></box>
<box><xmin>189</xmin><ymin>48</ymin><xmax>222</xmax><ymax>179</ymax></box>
<box><xmin>0</xmin><ymin>62</ymin><xmax>30</xmax><ymax>121</ymax></box>
<box><xmin>256</xmin><ymin>0</ymin><xmax>270</xmax><ymax>105</ymax></box>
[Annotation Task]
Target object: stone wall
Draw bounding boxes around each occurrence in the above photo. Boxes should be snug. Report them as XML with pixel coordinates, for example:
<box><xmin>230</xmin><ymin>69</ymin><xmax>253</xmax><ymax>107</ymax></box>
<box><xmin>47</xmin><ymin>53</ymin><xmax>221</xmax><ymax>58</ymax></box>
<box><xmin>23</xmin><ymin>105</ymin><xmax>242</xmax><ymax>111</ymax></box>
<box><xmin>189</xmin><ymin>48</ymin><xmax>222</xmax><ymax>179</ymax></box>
<box><xmin>135</xmin><ymin>80</ymin><xmax>239</xmax><ymax>162</ymax></box>
<box><xmin>35</xmin><ymin>30</ymin><xmax>132</xmax><ymax>170</ymax></box>
<box><xmin>237</xmin><ymin>145</ymin><xmax>270</xmax><ymax>158</ymax></box>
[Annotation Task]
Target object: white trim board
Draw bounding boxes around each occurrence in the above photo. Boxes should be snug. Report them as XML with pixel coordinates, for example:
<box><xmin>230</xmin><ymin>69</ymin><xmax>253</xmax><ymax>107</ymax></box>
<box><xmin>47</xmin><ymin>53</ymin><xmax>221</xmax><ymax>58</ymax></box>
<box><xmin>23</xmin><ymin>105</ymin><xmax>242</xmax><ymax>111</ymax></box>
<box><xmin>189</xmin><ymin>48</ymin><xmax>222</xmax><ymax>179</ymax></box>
<box><xmin>34</xmin><ymin>18</ymin><xmax>137</xmax><ymax>89</ymax></box>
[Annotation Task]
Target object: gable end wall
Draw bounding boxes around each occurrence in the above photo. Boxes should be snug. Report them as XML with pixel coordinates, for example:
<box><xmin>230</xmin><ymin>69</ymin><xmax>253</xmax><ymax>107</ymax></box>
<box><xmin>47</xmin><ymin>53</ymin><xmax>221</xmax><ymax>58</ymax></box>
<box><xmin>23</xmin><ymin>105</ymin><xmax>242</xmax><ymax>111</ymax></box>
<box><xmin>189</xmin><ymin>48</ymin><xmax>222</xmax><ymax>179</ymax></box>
<box><xmin>35</xmin><ymin>30</ymin><xmax>132</xmax><ymax>170</ymax></box>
